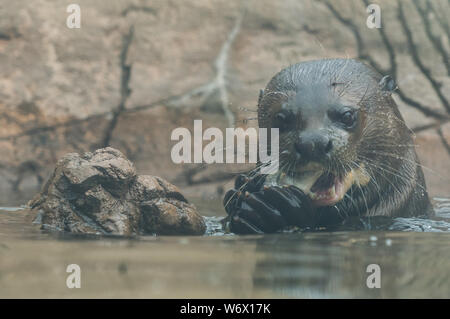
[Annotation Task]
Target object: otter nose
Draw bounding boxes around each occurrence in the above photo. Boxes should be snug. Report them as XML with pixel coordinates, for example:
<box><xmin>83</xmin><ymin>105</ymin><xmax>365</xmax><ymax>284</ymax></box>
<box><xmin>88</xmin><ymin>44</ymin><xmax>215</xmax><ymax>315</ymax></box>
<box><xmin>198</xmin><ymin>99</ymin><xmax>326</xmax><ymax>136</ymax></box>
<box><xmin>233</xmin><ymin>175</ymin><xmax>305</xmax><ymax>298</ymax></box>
<box><xmin>295</xmin><ymin>132</ymin><xmax>332</xmax><ymax>160</ymax></box>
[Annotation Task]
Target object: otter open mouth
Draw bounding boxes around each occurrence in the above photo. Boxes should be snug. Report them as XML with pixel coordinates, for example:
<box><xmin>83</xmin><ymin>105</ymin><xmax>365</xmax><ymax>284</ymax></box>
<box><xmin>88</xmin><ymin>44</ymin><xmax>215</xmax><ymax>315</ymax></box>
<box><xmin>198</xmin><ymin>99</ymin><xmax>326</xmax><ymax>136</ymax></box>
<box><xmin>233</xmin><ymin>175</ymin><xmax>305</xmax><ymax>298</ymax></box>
<box><xmin>264</xmin><ymin>163</ymin><xmax>370</xmax><ymax>208</ymax></box>
<box><xmin>309</xmin><ymin>172</ymin><xmax>345</xmax><ymax>207</ymax></box>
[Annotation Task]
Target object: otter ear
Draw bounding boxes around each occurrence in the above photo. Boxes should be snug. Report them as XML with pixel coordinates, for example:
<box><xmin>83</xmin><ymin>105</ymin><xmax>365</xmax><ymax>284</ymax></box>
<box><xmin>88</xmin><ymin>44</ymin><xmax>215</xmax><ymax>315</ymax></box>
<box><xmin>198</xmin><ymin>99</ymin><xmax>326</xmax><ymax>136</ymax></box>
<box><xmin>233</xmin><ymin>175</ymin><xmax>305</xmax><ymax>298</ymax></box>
<box><xmin>379</xmin><ymin>75</ymin><xmax>397</xmax><ymax>92</ymax></box>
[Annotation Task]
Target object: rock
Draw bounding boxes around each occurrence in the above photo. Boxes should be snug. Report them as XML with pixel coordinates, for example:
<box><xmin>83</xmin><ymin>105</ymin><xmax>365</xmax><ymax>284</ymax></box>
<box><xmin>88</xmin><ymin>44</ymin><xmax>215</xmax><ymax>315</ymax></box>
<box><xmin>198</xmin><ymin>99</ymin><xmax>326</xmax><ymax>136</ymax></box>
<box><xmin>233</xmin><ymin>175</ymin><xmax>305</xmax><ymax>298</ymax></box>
<box><xmin>28</xmin><ymin>147</ymin><xmax>205</xmax><ymax>236</ymax></box>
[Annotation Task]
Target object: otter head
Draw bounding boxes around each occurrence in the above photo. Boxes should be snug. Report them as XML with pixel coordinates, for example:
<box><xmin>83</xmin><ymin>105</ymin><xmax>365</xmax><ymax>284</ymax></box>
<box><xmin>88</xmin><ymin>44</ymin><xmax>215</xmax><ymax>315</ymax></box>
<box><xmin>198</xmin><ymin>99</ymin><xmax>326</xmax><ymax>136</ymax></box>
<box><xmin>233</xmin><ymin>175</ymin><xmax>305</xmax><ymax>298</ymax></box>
<box><xmin>258</xmin><ymin>59</ymin><xmax>405</xmax><ymax>207</ymax></box>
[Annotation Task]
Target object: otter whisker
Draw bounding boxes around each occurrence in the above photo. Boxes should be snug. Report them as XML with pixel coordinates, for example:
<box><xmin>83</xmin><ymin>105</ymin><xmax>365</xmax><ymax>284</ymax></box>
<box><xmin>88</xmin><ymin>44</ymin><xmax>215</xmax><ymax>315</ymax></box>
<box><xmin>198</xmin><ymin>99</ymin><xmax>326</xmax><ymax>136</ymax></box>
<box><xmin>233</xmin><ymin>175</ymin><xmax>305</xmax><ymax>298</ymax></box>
<box><xmin>358</xmin><ymin>156</ymin><xmax>421</xmax><ymax>199</ymax></box>
<box><xmin>363</xmin><ymin>150</ymin><xmax>438</xmax><ymax>175</ymax></box>
<box><xmin>358</xmin><ymin>155</ymin><xmax>428</xmax><ymax>193</ymax></box>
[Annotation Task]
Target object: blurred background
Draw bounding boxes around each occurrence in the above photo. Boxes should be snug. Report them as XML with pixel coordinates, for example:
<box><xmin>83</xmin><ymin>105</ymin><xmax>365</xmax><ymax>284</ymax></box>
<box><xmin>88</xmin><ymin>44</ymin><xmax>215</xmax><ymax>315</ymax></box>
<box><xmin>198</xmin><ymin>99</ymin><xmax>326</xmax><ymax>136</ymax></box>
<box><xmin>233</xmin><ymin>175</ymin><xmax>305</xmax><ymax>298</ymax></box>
<box><xmin>0</xmin><ymin>0</ymin><xmax>449</xmax><ymax>209</ymax></box>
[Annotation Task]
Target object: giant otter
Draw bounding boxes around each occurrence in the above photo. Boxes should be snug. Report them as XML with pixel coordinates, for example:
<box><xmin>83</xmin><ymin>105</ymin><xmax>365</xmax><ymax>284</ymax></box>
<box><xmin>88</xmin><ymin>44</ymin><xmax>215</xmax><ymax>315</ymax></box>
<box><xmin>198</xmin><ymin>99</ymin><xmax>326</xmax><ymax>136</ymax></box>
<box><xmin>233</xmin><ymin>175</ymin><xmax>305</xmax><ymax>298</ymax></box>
<box><xmin>223</xmin><ymin>58</ymin><xmax>432</xmax><ymax>234</ymax></box>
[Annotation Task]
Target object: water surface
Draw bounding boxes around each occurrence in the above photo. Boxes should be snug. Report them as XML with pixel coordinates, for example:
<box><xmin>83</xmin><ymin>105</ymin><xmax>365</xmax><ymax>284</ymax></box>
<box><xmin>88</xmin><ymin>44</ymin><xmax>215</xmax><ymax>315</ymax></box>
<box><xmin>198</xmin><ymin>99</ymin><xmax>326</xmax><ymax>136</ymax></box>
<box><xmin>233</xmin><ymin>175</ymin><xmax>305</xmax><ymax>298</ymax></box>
<box><xmin>0</xmin><ymin>199</ymin><xmax>449</xmax><ymax>298</ymax></box>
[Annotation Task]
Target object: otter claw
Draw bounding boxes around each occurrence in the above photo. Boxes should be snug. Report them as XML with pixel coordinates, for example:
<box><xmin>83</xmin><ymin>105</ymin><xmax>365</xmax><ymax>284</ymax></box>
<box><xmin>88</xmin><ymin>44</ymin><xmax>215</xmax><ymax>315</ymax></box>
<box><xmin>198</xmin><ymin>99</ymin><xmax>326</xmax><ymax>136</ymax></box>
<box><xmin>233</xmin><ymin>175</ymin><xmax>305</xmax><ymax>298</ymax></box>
<box><xmin>230</xmin><ymin>215</ymin><xmax>264</xmax><ymax>234</ymax></box>
<box><xmin>234</xmin><ymin>174</ymin><xmax>249</xmax><ymax>189</ymax></box>
<box><xmin>244</xmin><ymin>192</ymin><xmax>286</xmax><ymax>230</ymax></box>
<box><xmin>263</xmin><ymin>186</ymin><xmax>314</xmax><ymax>226</ymax></box>
<box><xmin>224</xmin><ymin>173</ymin><xmax>315</xmax><ymax>234</ymax></box>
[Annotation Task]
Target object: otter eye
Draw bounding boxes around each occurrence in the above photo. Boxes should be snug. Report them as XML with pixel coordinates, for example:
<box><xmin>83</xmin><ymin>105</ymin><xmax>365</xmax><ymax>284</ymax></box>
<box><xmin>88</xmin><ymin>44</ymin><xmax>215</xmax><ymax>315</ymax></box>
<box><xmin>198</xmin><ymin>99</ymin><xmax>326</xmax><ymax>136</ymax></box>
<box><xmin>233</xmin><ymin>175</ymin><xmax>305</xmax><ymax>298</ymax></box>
<box><xmin>341</xmin><ymin>110</ymin><xmax>356</xmax><ymax>128</ymax></box>
<box><xmin>273</xmin><ymin>110</ymin><xmax>295</xmax><ymax>132</ymax></box>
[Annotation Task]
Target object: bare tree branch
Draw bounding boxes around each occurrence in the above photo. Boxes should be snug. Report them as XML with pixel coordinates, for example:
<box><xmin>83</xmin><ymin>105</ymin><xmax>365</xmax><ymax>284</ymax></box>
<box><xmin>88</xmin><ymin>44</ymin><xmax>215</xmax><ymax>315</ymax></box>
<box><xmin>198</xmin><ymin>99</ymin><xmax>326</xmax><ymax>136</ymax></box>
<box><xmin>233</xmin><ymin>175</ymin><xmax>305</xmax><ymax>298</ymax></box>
<box><xmin>319</xmin><ymin>0</ymin><xmax>449</xmax><ymax>121</ymax></box>
<box><xmin>427</xmin><ymin>0</ymin><xmax>450</xmax><ymax>40</ymax></box>
<box><xmin>413</xmin><ymin>0</ymin><xmax>449</xmax><ymax>75</ymax></box>
<box><xmin>412</xmin><ymin>119</ymin><xmax>450</xmax><ymax>133</ymax></box>
<box><xmin>437</xmin><ymin>127</ymin><xmax>450</xmax><ymax>155</ymax></box>
<box><xmin>177</xmin><ymin>164</ymin><xmax>235</xmax><ymax>186</ymax></box>
<box><xmin>0</xmin><ymin>11</ymin><xmax>246</xmax><ymax>142</ymax></box>
<box><xmin>362</xmin><ymin>0</ymin><xmax>396</xmax><ymax>75</ymax></box>
<box><xmin>161</xmin><ymin>10</ymin><xmax>245</xmax><ymax>127</ymax></box>
<box><xmin>320</xmin><ymin>0</ymin><xmax>383</xmax><ymax>72</ymax></box>
<box><xmin>100</xmin><ymin>26</ymin><xmax>134</xmax><ymax>147</ymax></box>
<box><xmin>0</xmin><ymin>90</ymin><xmax>193</xmax><ymax>141</ymax></box>
<box><xmin>397</xmin><ymin>0</ymin><xmax>450</xmax><ymax>113</ymax></box>
<box><xmin>121</xmin><ymin>5</ymin><xmax>157</xmax><ymax>17</ymax></box>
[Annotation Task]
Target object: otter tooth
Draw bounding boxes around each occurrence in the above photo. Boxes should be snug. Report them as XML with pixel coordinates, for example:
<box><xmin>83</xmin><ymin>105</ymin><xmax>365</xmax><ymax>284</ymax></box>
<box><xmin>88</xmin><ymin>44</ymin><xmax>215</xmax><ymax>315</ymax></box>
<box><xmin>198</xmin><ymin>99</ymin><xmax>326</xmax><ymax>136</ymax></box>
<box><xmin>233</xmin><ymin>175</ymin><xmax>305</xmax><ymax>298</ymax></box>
<box><xmin>330</xmin><ymin>185</ymin><xmax>336</xmax><ymax>198</ymax></box>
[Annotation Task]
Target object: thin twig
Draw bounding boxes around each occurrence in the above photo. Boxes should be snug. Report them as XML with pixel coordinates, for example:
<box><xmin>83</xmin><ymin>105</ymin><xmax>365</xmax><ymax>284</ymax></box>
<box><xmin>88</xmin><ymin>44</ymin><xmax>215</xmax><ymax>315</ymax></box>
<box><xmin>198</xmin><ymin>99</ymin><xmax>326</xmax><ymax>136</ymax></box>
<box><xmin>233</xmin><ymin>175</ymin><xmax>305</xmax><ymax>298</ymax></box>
<box><xmin>412</xmin><ymin>119</ymin><xmax>450</xmax><ymax>133</ymax></box>
<box><xmin>319</xmin><ymin>0</ymin><xmax>449</xmax><ymax>120</ymax></box>
<box><xmin>100</xmin><ymin>26</ymin><xmax>134</xmax><ymax>147</ymax></box>
<box><xmin>427</xmin><ymin>0</ymin><xmax>450</xmax><ymax>40</ymax></box>
<box><xmin>437</xmin><ymin>127</ymin><xmax>450</xmax><ymax>155</ymax></box>
<box><xmin>398</xmin><ymin>0</ymin><xmax>449</xmax><ymax>113</ymax></box>
<box><xmin>413</xmin><ymin>0</ymin><xmax>449</xmax><ymax>75</ymax></box>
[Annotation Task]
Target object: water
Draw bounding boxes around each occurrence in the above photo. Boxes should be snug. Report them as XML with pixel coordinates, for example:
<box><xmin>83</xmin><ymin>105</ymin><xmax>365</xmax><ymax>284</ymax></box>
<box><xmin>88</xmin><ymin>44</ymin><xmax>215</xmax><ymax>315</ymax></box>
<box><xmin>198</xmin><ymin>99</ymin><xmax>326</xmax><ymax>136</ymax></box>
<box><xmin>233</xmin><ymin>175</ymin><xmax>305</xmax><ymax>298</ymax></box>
<box><xmin>0</xmin><ymin>199</ymin><xmax>449</xmax><ymax>298</ymax></box>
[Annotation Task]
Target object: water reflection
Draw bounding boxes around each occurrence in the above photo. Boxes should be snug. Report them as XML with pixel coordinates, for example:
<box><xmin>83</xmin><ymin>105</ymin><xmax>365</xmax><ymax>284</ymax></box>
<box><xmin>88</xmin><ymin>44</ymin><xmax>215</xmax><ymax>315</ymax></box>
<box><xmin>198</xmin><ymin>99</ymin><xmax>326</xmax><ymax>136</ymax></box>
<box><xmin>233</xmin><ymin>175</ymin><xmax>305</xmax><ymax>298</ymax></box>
<box><xmin>0</xmin><ymin>200</ymin><xmax>449</xmax><ymax>298</ymax></box>
<box><xmin>250</xmin><ymin>232</ymin><xmax>450</xmax><ymax>298</ymax></box>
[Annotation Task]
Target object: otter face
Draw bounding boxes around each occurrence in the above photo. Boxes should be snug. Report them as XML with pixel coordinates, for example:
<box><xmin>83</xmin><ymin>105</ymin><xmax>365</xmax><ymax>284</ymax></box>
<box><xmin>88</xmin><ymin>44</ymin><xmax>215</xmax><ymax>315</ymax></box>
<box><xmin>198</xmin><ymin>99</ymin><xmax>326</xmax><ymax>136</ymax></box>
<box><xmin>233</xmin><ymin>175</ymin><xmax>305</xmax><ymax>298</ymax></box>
<box><xmin>256</xmin><ymin>59</ymin><xmax>426</xmax><ymax>216</ymax></box>
<box><xmin>261</xmin><ymin>82</ymin><xmax>370</xmax><ymax>207</ymax></box>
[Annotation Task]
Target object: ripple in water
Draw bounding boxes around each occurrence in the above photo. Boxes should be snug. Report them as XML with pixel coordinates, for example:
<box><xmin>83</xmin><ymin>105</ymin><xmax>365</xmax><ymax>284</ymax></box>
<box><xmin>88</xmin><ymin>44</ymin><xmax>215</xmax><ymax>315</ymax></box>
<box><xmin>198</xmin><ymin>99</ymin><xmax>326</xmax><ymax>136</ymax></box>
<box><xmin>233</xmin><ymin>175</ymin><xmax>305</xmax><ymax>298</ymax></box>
<box><xmin>204</xmin><ymin>197</ymin><xmax>450</xmax><ymax>234</ymax></box>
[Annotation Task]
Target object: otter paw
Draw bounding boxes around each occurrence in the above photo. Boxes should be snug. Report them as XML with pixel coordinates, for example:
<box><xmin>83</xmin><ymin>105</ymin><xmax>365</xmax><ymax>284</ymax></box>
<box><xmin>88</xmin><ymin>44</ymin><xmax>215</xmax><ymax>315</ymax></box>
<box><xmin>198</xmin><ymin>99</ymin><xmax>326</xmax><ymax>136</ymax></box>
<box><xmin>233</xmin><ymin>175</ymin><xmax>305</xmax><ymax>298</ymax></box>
<box><xmin>223</xmin><ymin>173</ymin><xmax>266</xmax><ymax>215</ymax></box>
<box><xmin>223</xmin><ymin>177</ymin><xmax>315</xmax><ymax>234</ymax></box>
<box><xmin>261</xmin><ymin>185</ymin><xmax>315</xmax><ymax>228</ymax></box>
